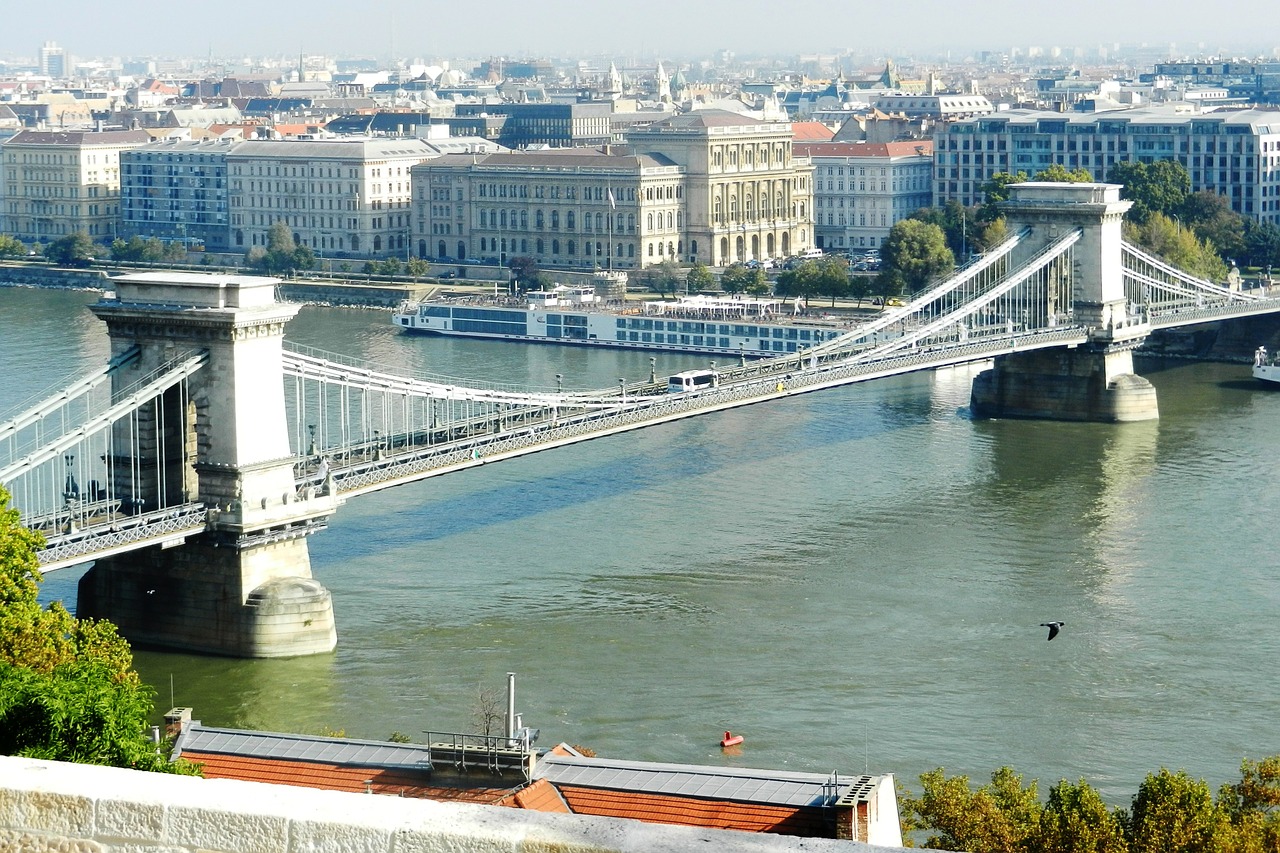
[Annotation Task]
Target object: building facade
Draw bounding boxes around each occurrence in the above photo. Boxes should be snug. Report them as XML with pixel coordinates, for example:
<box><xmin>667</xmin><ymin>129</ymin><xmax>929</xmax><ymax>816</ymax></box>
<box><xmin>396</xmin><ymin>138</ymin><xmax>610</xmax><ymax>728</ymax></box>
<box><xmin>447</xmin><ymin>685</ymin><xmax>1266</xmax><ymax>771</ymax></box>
<box><xmin>227</xmin><ymin>137</ymin><xmax>439</xmax><ymax>259</ymax></box>
<box><xmin>933</xmin><ymin>106</ymin><xmax>1280</xmax><ymax>223</ymax></box>
<box><xmin>1</xmin><ymin>129</ymin><xmax>151</xmax><ymax>244</ymax></box>
<box><xmin>412</xmin><ymin>110</ymin><xmax>816</xmax><ymax>269</ymax></box>
<box><xmin>413</xmin><ymin>148</ymin><xmax>684</xmax><ymax>269</ymax></box>
<box><xmin>120</xmin><ymin>139</ymin><xmax>236</xmax><ymax>251</ymax></box>
<box><xmin>796</xmin><ymin>141</ymin><xmax>933</xmax><ymax>252</ymax></box>
<box><xmin>626</xmin><ymin>110</ymin><xmax>815</xmax><ymax>266</ymax></box>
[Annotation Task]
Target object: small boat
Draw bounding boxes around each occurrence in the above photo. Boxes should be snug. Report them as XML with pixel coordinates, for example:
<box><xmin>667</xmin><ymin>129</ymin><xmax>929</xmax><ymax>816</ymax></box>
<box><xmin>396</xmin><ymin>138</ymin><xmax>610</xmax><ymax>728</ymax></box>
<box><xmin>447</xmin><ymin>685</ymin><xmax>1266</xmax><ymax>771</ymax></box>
<box><xmin>720</xmin><ymin>731</ymin><xmax>744</xmax><ymax>747</ymax></box>
<box><xmin>1253</xmin><ymin>346</ymin><xmax>1280</xmax><ymax>384</ymax></box>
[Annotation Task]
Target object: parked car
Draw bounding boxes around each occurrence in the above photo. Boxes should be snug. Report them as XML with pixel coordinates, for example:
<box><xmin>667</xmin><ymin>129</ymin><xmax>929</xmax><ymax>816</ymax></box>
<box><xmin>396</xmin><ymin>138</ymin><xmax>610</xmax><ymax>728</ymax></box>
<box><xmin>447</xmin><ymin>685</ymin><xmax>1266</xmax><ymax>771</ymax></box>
<box><xmin>438</xmin><ymin>271</ymin><xmax>457</xmax><ymax>279</ymax></box>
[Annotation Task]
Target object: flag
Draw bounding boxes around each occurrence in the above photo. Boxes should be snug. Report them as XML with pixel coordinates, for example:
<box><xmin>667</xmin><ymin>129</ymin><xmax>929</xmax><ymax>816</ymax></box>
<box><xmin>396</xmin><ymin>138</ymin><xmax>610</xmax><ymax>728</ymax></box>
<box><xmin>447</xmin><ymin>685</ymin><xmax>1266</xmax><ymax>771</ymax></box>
<box><xmin>607</xmin><ymin>188</ymin><xmax>616</xmax><ymax>209</ymax></box>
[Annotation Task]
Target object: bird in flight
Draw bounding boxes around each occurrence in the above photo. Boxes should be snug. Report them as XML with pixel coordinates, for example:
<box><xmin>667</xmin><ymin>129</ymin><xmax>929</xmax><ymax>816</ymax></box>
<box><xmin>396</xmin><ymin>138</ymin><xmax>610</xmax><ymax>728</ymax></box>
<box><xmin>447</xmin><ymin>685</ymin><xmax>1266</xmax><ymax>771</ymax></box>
<box><xmin>1040</xmin><ymin>621</ymin><xmax>1065</xmax><ymax>641</ymax></box>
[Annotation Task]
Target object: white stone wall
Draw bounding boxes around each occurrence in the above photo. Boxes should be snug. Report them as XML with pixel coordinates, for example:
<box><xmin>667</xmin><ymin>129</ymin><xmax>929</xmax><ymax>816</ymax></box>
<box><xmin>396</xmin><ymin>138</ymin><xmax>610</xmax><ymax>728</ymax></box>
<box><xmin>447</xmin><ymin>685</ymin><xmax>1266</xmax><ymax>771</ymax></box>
<box><xmin>0</xmin><ymin>756</ymin><xmax>913</xmax><ymax>853</ymax></box>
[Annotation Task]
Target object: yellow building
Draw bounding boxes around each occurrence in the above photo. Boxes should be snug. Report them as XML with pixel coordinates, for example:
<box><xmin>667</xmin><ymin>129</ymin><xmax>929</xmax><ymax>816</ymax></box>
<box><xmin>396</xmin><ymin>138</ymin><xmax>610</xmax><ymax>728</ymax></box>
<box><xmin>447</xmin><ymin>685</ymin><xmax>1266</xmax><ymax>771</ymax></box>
<box><xmin>1</xmin><ymin>129</ymin><xmax>151</xmax><ymax>244</ymax></box>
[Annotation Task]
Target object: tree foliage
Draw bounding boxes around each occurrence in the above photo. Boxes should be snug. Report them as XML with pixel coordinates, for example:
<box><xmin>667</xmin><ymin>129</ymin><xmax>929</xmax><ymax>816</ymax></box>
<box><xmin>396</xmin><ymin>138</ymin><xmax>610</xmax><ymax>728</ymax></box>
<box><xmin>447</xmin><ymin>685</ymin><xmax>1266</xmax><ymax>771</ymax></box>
<box><xmin>1035</xmin><ymin>164</ymin><xmax>1094</xmax><ymax>183</ymax></box>
<box><xmin>1107</xmin><ymin>160</ymin><xmax>1191</xmax><ymax>224</ymax></box>
<box><xmin>1124</xmin><ymin>213</ymin><xmax>1229</xmax><ymax>282</ymax></box>
<box><xmin>979</xmin><ymin>171</ymin><xmax>1030</xmax><ymax>221</ymax></box>
<box><xmin>882</xmin><ymin>219</ymin><xmax>955</xmax><ymax>292</ymax></box>
<box><xmin>685</xmin><ymin>260</ymin><xmax>715</xmax><ymax>292</ymax></box>
<box><xmin>0</xmin><ymin>486</ymin><xmax>197</xmax><ymax>774</ymax></box>
<box><xmin>44</xmin><ymin>232</ymin><xmax>98</xmax><ymax>267</ymax></box>
<box><xmin>903</xmin><ymin>759</ymin><xmax>1280</xmax><ymax>853</ymax></box>
<box><xmin>245</xmin><ymin>221</ymin><xmax>313</xmax><ymax>274</ymax></box>
<box><xmin>508</xmin><ymin>256</ymin><xmax>549</xmax><ymax>291</ymax></box>
<box><xmin>0</xmin><ymin>234</ymin><xmax>27</xmax><ymax>258</ymax></box>
<box><xmin>720</xmin><ymin>263</ymin><xmax>767</xmax><ymax>295</ymax></box>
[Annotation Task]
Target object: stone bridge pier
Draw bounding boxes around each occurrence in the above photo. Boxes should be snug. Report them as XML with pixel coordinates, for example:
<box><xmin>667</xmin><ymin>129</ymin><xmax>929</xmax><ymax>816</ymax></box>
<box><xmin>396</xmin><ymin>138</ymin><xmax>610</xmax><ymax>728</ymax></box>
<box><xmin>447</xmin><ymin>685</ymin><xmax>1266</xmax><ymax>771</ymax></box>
<box><xmin>970</xmin><ymin>182</ymin><xmax>1160</xmax><ymax>422</ymax></box>
<box><xmin>76</xmin><ymin>273</ymin><xmax>339</xmax><ymax>657</ymax></box>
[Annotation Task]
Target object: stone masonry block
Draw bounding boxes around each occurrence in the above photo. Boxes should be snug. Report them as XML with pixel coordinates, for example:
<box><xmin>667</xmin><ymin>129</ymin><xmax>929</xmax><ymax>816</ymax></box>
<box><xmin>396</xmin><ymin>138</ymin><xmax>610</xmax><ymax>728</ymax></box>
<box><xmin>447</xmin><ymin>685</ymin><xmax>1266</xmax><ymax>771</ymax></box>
<box><xmin>16</xmin><ymin>790</ymin><xmax>96</xmax><ymax>837</ymax></box>
<box><xmin>95</xmin><ymin>798</ymin><xmax>165</xmax><ymax>843</ymax></box>
<box><xmin>287</xmin><ymin>818</ymin><xmax>390</xmax><ymax>853</ymax></box>
<box><xmin>0</xmin><ymin>829</ymin><xmax>103</xmax><ymax>853</ymax></box>
<box><xmin>164</xmin><ymin>805</ymin><xmax>288</xmax><ymax>853</ymax></box>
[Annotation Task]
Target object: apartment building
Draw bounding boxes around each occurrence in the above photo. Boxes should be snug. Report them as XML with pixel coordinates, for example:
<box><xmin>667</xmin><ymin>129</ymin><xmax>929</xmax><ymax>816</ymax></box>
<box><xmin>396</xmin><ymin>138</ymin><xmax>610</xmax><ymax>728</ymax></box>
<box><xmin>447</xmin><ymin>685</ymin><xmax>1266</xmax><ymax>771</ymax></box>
<box><xmin>120</xmin><ymin>139</ymin><xmax>236</xmax><ymax>251</ymax></box>
<box><xmin>796</xmin><ymin>140</ymin><xmax>933</xmax><ymax>252</ymax></box>
<box><xmin>1</xmin><ymin>128</ymin><xmax>151</xmax><ymax>244</ymax></box>
<box><xmin>933</xmin><ymin>106</ymin><xmax>1280</xmax><ymax>223</ymax></box>
<box><xmin>227</xmin><ymin>137</ymin><xmax>438</xmax><ymax>258</ymax></box>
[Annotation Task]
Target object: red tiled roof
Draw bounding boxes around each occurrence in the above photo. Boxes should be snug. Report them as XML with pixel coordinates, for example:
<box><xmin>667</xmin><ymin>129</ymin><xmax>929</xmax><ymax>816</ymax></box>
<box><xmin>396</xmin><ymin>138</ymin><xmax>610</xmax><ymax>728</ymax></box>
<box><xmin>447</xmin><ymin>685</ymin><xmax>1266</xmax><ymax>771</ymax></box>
<box><xmin>790</xmin><ymin>121</ymin><xmax>836</xmax><ymax>141</ymax></box>
<box><xmin>500</xmin><ymin>778</ymin><xmax>572</xmax><ymax>813</ymax></box>
<box><xmin>794</xmin><ymin>140</ymin><xmax>933</xmax><ymax>159</ymax></box>
<box><xmin>554</xmin><ymin>786</ymin><xmax>829</xmax><ymax>837</ymax></box>
<box><xmin>184</xmin><ymin>751</ymin><xmax>514</xmax><ymax>804</ymax></box>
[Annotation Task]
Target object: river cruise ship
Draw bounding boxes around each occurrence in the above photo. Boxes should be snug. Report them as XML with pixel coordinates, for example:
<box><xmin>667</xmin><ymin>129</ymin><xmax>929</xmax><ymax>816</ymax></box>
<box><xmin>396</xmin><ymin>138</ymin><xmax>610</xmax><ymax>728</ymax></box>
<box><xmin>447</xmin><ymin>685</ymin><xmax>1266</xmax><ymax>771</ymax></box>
<box><xmin>393</xmin><ymin>288</ymin><xmax>850</xmax><ymax>357</ymax></box>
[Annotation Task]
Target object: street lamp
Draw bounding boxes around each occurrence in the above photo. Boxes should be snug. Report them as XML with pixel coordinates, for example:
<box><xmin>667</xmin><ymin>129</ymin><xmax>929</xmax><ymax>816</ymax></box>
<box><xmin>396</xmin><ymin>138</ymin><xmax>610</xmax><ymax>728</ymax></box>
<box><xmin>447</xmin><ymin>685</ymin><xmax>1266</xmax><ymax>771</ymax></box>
<box><xmin>556</xmin><ymin>373</ymin><xmax>563</xmax><ymax>395</ymax></box>
<box><xmin>618</xmin><ymin>378</ymin><xmax>626</xmax><ymax>402</ymax></box>
<box><xmin>649</xmin><ymin>356</ymin><xmax>657</xmax><ymax>384</ymax></box>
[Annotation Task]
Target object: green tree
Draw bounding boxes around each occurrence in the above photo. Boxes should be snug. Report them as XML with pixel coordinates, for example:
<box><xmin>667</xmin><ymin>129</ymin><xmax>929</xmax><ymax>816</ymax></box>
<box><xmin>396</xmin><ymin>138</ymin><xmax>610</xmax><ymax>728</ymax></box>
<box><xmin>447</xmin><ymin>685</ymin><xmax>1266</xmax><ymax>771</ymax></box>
<box><xmin>904</xmin><ymin>766</ymin><xmax>1041</xmax><ymax>852</ymax></box>
<box><xmin>0</xmin><ymin>486</ymin><xmax>196</xmax><ymax>774</ymax></box>
<box><xmin>508</xmin><ymin>256</ymin><xmax>548</xmax><ymax>291</ymax></box>
<box><xmin>685</xmin><ymin>260</ymin><xmax>715</xmax><ymax>292</ymax></box>
<box><xmin>1124</xmin><ymin>768</ymin><xmax>1234</xmax><ymax>853</ymax></box>
<box><xmin>814</xmin><ymin>256</ymin><xmax>851</xmax><ymax>307</ymax></box>
<box><xmin>1180</xmin><ymin>191</ymin><xmax>1246</xmax><ymax>262</ymax></box>
<box><xmin>1242</xmin><ymin>221</ymin><xmax>1280</xmax><ymax>271</ymax></box>
<box><xmin>44</xmin><ymin>232</ymin><xmax>97</xmax><ymax>267</ymax></box>
<box><xmin>1125</xmin><ymin>213</ymin><xmax>1229</xmax><ymax>281</ymax></box>
<box><xmin>979</xmin><ymin>171</ymin><xmax>1030</xmax><ymax>221</ymax></box>
<box><xmin>774</xmin><ymin>260</ymin><xmax>819</xmax><ymax>304</ymax></box>
<box><xmin>873</xmin><ymin>268</ymin><xmax>906</xmax><ymax>306</ymax></box>
<box><xmin>1033</xmin><ymin>779</ymin><xmax>1128</xmax><ymax>853</ymax></box>
<box><xmin>1107</xmin><ymin>160</ymin><xmax>1191</xmax><ymax>224</ymax></box>
<box><xmin>1035</xmin><ymin>164</ymin><xmax>1094</xmax><ymax>183</ymax></box>
<box><xmin>719</xmin><ymin>262</ymin><xmax>757</xmax><ymax>295</ymax></box>
<box><xmin>882</xmin><ymin>219</ymin><xmax>955</xmax><ymax>292</ymax></box>
<box><xmin>0</xmin><ymin>235</ymin><xmax>28</xmax><ymax>258</ymax></box>
<box><xmin>376</xmin><ymin>257</ymin><xmax>401</xmax><ymax>277</ymax></box>
<box><xmin>979</xmin><ymin>217</ymin><xmax>1011</xmax><ymax>253</ymax></box>
<box><xmin>650</xmin><ymin>259</ymin><xmax>684</xmax><ymax>296</ymax></box>
<box><xmin>246</xmin><ymin>221</ymin><xmax>308</xmax><ymax>274</ymax></box>
<box><xmin>406</xmin><ymin>257</ymin><xmax>430</xmax><ymax>280</ymax></box>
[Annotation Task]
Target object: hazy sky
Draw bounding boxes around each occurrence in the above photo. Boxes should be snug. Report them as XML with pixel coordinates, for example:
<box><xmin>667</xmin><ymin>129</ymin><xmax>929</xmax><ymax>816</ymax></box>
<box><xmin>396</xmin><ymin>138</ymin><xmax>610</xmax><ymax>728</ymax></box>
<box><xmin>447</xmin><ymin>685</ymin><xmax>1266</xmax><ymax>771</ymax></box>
<box><xmin>5</xmin><ymin>0</ymin><xmax>1277</xmax><ymax>63</ymax></box>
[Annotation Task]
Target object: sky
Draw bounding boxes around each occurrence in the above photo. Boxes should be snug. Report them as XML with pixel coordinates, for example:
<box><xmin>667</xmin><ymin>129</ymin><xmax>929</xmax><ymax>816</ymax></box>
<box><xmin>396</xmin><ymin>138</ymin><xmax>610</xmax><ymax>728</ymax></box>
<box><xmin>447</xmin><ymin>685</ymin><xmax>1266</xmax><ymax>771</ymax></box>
<box><xmin>4</xmin><ymin>0</ymin><xmax>1278</xmax><ymax>64</ymax></box>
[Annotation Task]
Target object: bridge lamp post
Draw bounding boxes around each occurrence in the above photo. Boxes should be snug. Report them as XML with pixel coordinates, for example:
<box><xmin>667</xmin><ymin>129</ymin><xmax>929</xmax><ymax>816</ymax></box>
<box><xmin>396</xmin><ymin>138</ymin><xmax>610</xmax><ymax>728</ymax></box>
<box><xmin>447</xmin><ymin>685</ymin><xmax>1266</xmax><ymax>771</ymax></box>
<box><xmin>307</xmin><ymin>424</ymin><xmax>317</xmax><ymax>457</ymax></box>
<box><xmin>555</xmin><ymin>373</ymin><xmax>563</xmax><ymax>396</ymax></box>
<box><xmin>618</xmin><ymin>378</ymin><xmax>626</xmax><ymax>402</ymax></box>
<box><xmin>649</xmin><ymin>357</ymin><xmax>656</xmax><ymax>384</ymax></box>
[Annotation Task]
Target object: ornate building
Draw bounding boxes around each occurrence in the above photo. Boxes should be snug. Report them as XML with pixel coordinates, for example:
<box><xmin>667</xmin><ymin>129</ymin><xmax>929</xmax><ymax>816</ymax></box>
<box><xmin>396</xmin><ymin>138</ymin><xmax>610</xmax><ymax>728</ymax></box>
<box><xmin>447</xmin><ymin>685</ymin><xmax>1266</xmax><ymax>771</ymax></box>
<box><xmin>412</xmin><ymin>110</ymin><xmax>815</xmax><ymax>269</ymax></box>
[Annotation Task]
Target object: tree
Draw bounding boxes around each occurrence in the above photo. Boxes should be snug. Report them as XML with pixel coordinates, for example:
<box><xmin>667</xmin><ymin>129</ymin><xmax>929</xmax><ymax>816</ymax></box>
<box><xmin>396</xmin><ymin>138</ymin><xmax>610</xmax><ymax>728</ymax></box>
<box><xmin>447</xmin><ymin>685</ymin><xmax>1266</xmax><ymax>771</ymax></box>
<box><xmin>1243</xmin><ymin>220</ymin><xmax>1280</xmax><ymax>271</ymax></box>
<box><xmin>1033</xmin><ymin>779</ymin><xmax>1128</xmax><ymax>853</ymax></box>
<box><xmin>1125</xmin><ymin>213</ymin><xmax>1229</xmax><ymax>282</ymax></box>
<box><xmin>650</xmin><ymin>259</ymin><xmax>684</xmax><ymax>296</ymax></box>
<box><xmin>1107</xmin><ymin>160</ymin><xmax>1191</xmax><ymax>224</ymax></box>
<box><xmin>979</xmin><ymin>171</ymin><xmax>1030</xmax><ymax>221</ymax></box>
<box><xmin>1035</xmin><ymin>164</ymin><xmax>1094</xmax><ymax>183</ymax></box>
<box><xmin>979</xmin><ymin>217</ymin><xmax>1011</xmax><ymax>253</ymax></box>
<box><xmin>44</xmin><ymin>232</ymin><xmax>97</xmax><ymax>267</ymax></box>
<box><xmin>508</xmin><ymin>256</ymin><xmax>549</xmax><ymax>291</ymax></box>
<box><xmin>1124</xmin><ymin>768</ymin><xmax>1234</xmax><ymax>853</ymax></box>
<box><xmin>903</xmin><ymin>766</ymin><xmax>1040</xmax><ymax>853</ymax></box>
<box><xmin>1180</xmin><ymin>191</ymin><xmax>1246</xmax><ymax>261</ymax></box>
<box><xmin>813</xmin><ymin>256</ymin><xmax>851</xmax><ymax>307</ymax></box>
<box><xmin>0</xmin><ymin>234</ymin><xmax>28</xmax><ymax>258</ymax></box>
<box><xmin>719</xmin><ymin>263</ymin><xmax>758</xmax><ymax>295</ymax></box>
<box><xmin>0</xmin><ymin>486</ymin><xmax>196</xmax><ymax>774</ymax></box>
<box><xmin>246</xmin><ymin>221</ymin><xmax>309</xmax><ymax>275</ymax></box>
<box><xmin>882</xmin><ymin>219</ymin><xmax>954</xmax><ymax>292</ymax></box>
<box><xmin>406</xmin><ymin>257</ymin><xmax>430</xmax><ymax>280</ymax></box>
<box><xmin>685</xmin><ymin>260</ymin><xmax>715</xmax><ymax>292</ymax></box>
<box><xmin>774</xmin><ymin>260</ymin><xmax>819</xmax><ymax>303</ymax></box>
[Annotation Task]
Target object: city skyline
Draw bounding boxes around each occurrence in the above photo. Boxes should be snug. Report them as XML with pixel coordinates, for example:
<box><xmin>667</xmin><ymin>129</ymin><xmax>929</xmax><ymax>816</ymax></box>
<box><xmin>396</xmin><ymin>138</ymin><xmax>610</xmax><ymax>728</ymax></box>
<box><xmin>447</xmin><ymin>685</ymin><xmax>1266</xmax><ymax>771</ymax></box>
<box><xmin>3</xmin><ymin>0</ymin><xmax>1279</xmax><ymax>64</ymax></box>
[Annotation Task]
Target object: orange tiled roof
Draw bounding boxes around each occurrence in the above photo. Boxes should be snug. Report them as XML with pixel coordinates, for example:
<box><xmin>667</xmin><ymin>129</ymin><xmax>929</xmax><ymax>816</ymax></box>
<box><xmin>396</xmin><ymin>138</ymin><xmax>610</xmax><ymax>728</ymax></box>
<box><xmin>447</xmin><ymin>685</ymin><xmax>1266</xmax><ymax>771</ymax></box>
<box><xmin>184</xmin><ymin>751</ymin><xmax>514</xmax><ymax>804</ymax></box>
<box><xmin>499</xmin><ymin>778</ymin><xmax>572</xmax><ymax>813</ymax></box>
<box><xmin>554</xmin><ymin>785</ymin><xmax>829</xmax><ymax>836</ymax></box>
<box><xmin>790</xmin><ymin>121</ymin><xmax>836</xmax><ymax>141</ymax></box>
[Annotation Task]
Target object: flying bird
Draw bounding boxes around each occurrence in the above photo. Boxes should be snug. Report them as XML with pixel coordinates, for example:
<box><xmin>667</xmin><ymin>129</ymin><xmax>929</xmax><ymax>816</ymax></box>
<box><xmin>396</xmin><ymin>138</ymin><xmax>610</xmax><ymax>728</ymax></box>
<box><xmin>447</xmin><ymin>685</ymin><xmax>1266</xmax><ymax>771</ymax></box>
<box><xmin>1040</xmin><ymin>621</ymin><xmax>1065</xmax><ymax>641</ymax></box>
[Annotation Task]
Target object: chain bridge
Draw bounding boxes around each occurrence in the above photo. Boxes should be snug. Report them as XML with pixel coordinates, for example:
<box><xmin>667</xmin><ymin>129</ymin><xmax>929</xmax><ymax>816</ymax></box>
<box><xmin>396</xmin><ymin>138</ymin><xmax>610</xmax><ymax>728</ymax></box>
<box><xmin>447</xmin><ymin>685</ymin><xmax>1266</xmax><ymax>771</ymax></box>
<box><xmin>4</xmin><ymin>182</ymin><xmax>1279</xmax><ymax>657</ymax></box>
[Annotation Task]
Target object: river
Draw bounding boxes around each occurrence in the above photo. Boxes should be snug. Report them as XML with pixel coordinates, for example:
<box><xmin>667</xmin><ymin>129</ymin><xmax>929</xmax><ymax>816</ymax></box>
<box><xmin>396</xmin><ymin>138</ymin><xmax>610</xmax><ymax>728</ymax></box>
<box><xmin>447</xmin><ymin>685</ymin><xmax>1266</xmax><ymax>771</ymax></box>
<box><xmin>6</xmin><ymin>283</ymin><xmax>1279</xmax><ymax>802</ymax></box>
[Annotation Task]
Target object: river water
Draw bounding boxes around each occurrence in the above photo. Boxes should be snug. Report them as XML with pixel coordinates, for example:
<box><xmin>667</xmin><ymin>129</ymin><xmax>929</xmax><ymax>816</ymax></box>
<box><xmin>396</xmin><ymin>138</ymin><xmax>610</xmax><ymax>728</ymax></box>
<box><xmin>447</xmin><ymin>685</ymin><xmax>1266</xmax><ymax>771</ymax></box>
<box><xmin>6</xmin><ymin>283</ymin><xmax>1279</xmax><ymax>802</ymax></box>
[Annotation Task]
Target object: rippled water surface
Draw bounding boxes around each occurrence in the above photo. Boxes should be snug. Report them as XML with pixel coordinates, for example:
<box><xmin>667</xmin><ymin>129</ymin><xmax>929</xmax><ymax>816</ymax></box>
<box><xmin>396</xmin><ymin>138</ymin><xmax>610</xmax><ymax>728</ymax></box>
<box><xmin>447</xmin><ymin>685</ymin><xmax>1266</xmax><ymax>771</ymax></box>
<box><xmin>7</xmin><ymin>284</ymin><xmax>1280</xmax><ymax>801</ymax></box>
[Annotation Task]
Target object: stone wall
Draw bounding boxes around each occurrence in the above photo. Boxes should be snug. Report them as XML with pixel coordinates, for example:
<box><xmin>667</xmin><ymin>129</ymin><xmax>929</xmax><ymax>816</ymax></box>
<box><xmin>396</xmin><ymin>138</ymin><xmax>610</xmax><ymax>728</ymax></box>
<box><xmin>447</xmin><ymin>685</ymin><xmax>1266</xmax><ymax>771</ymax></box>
<box><xmin>0</xmin><ymin>756</ymin><xmax>910</xmax><ymax>852</ymax></box>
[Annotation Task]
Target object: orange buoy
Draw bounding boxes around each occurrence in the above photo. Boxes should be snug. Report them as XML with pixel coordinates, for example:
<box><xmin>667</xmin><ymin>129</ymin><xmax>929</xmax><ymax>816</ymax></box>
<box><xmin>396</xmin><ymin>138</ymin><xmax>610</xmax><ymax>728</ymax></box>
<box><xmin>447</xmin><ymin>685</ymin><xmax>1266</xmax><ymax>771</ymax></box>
<box><xmin>720</xmin><ymin>731</ymin><xmax>744</xmax><ymax>747</ymax></box>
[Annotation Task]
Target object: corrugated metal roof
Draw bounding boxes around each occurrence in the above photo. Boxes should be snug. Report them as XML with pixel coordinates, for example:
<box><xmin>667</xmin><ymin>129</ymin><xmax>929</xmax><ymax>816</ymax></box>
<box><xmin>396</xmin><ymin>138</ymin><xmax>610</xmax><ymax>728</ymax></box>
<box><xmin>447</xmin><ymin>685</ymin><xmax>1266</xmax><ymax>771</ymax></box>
<box><xmin>174</xmin><ymin>723</ymin><xmax>432</xmax><ymax>771</ymax></box>
<box><xmin>535</xmin><ymin>754</ymin><xmax>875</xmax><ymax>808</ymax></box>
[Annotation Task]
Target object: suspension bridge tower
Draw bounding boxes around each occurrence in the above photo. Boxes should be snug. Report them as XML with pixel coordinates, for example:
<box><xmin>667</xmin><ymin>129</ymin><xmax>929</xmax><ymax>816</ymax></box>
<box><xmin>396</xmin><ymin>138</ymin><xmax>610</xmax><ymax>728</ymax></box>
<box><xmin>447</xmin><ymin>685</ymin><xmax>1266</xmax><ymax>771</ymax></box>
<box><xmin>970</xmin><ymin>182</ymin><xmax>1160</xmax><ymax>422</ymax></box>
<box><xmin>76</xmin><ymin>273</ymin><xmax>340</xmax><ymax>657</ymax></box>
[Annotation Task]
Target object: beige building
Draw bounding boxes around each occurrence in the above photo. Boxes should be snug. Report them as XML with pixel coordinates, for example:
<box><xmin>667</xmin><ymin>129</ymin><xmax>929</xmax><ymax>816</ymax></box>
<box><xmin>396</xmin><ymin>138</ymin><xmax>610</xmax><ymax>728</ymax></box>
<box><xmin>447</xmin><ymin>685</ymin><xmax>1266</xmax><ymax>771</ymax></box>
<box><xmin>227</xmin><ymin>138</ymin><xmax>439</xmax><ymax>259</ymax></box>
<box><xmin>412</xmin><ymin>110</ymin><xmax>815</xmax><ymax>269</ymax></box>
<box><xmin>627</xmin><ymin>110</ymin><xmax>814</xmax><ymax>266</ymax></box>
<box><xmin>1</xmin><ymin>129</ymin><xmax>151</xmax><ymax>244</ymax></box>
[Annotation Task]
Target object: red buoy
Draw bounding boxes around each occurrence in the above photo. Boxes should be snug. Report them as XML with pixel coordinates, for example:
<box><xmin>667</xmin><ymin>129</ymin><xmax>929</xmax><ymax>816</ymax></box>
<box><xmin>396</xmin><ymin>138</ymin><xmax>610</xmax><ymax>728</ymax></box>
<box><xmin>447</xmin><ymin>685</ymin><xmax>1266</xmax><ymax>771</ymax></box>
<box><xmin>720</xmin><ymin>731</ymin><xmax>744</xmax><ymax>747</ymax></box>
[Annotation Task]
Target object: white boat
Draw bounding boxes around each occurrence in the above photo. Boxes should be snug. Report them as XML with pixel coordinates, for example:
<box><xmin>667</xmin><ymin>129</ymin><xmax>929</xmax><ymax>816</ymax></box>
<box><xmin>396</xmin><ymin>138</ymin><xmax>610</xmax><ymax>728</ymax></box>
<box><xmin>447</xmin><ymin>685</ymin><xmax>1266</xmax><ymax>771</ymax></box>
<box><xmin>1254</xmin><ymin>346</ymin><xmax>1280</xmax><ymax>384</ymax></box>
<box><xmin>393</xmin><ymin>287</ymin><xmax>852</xmax><ymax>358</ymax></box>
